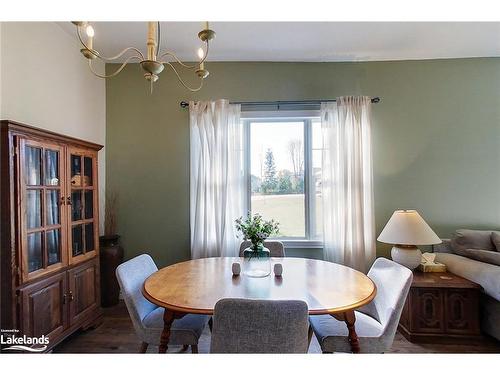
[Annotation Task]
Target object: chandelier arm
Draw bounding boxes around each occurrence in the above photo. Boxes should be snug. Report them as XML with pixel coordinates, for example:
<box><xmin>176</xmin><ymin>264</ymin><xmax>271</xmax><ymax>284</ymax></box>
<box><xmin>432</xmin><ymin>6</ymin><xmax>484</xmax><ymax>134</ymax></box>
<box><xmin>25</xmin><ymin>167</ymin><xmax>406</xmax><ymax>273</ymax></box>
<box><xmin>97</xmin><ymin>47</ymin><xmax>145</xmax><ymax>62</ymax></box>
<box><xmin>88</xmin><ymin>55</ymin><xmax>141</xmax><ymax>78</ymax></box>
<box><xmin>76</xmin><ymin>25</ymin><xmax>145</xmax><ymax>61</ymax></box>
<box><xmin>163</xmin><ymin>62</ymin><xmax>204</xmax><ymax>92</ymax></box>
<box><xmin>159</xmin><ymin>41</ymin><xmax>209</xmax><ymax>69</ymax></box>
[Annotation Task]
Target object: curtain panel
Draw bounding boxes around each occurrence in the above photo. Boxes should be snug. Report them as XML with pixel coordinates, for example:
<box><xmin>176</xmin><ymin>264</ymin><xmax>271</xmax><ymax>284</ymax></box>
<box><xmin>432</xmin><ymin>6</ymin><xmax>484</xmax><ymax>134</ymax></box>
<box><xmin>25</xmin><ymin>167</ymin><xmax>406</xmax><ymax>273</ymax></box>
<box><xmin>189</xmin><ymin>99</ymin><xmax>244</xmax><ymax>259</ymax></box>
<box><xmin>321</xmin><ymin>96</ymin><xmax>376</xmax><ymax>272</ymax></box>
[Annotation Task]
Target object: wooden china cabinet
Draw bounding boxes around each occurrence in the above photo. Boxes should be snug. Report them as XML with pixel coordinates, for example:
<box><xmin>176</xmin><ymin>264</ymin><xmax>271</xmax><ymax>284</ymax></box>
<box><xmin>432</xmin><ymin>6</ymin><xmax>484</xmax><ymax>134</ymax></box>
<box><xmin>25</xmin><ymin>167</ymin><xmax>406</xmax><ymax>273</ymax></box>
<box><xmin>1</xmin><ymin>120</ymin><xmax>103</xmax><ymax>350</ymax></box>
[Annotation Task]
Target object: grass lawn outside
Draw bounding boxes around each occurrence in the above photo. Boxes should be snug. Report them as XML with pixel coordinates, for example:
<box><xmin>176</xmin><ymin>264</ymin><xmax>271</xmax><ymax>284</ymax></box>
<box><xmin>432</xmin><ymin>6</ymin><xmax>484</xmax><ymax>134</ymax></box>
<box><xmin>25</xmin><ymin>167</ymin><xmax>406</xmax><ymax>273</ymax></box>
<box><xmin>251</xmin><ymin>194</ymin><xmax>323</xmax><ymax>238</ymax></box>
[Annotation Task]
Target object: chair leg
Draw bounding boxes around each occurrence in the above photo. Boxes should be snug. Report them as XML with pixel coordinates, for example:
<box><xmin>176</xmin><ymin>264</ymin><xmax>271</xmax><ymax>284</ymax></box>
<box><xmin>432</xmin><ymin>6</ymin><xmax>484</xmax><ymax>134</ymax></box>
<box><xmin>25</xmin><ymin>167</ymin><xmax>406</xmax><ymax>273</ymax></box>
<box><xmin>191</xmin><ymin>344</ymin><xmax>198</xmax><ymax>354</ymax></box>
<box><xmin>181</xmin><ymin>345</ymin><xmax>189</xmax><ymax>352</ymax></box>
<box><xmin>139</xmin><ymin>342</ymin><xmax>148</xmax><ymax>353</ymax></box>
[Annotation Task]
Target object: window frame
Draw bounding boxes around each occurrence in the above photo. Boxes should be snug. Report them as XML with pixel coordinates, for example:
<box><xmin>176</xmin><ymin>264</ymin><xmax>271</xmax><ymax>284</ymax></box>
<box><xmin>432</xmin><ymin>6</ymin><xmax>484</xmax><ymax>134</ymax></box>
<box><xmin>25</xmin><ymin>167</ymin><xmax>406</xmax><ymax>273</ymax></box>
<box><xmin>241</xmin><ymin>110</ymin><xmax>322</xmax><ymax>248</ymax></box>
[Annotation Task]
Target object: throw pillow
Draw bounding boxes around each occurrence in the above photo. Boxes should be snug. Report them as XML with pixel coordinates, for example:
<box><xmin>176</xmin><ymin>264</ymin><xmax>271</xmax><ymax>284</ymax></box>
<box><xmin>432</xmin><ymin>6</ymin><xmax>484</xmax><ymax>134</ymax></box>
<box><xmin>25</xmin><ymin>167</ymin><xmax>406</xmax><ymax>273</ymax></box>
<box><xmin>492</xmin><ymin>231</ymin><xmax>500</xmax><ymax>252</ymax></box>
<box><xmin>450</xmin><ymin>229</ymin><xmax>496</xmax><ymax>255</ymax></box>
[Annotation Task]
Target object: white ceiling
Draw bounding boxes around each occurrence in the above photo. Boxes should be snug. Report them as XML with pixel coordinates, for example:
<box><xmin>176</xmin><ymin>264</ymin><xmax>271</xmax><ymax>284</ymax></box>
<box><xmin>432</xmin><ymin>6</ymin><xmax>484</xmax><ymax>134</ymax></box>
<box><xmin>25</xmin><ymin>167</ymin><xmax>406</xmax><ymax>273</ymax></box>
<box><xmin>58</xmin><ymin>22</ymin><xmax>500</xmax><ymax>62</ymax></box>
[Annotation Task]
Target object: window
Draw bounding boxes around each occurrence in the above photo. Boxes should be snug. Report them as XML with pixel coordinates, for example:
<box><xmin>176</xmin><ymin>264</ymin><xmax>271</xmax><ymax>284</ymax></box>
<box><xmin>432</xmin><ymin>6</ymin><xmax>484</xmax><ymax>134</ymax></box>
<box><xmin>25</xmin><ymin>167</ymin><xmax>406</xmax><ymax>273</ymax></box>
<box><xmin>242</xmin><ymin>112</ymin><xmax>323</xmax><ymax>245</ymax></box>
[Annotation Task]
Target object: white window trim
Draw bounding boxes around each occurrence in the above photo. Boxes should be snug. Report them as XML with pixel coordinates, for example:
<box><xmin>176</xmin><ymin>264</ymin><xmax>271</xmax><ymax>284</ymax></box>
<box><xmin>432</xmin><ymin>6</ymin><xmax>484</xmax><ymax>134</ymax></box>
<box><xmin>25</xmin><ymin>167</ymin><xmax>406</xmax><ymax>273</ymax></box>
<box><xmin>242</xmin><ymin>110</ymin><xmax>322</xmax><ymax>249</ymax></box>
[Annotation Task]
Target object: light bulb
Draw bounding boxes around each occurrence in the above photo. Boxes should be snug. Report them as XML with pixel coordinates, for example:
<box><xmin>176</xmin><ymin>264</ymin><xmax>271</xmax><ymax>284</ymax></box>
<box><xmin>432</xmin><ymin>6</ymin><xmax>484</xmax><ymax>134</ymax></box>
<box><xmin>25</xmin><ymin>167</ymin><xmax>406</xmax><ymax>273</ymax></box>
<box><xmin>197</xmin><ymin>47</ymin><xmax>204</xmax><ymax>60</ymax></box>
<box><xmin>86</xmin><ymin>25</ymin><xmax>95</xmax><ymax>38</ymax></box>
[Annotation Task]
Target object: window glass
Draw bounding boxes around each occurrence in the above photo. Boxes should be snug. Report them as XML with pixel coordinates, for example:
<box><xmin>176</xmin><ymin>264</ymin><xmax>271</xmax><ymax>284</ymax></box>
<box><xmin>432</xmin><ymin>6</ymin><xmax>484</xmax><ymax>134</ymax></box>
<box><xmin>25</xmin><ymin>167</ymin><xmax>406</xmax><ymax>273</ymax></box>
<box><xmin>25</xmin><ymin>146</ymin><xmax>42</xmax><ymax>186</ymax></box>
<box><xmin>84</xmin><ymin>190</ymin><xmax>94</xmax><ymax>219</ymax></box>
<box><xmin>45</xmin><ymin>149</ymin><xmax>59</xmax><ymax>186</ymax></box>
<box><xmin>312</xmin><ymin>120</ymin><xmax>323</xmax><ymax>239</ymax></box>
<box><xmin>46</xmin><ymin>190</ymin><xmax>60</xmax><ymax>226</ymax></box>
<box><xmin>72</xmin><ymin>190</ymin><xmax>83</xmax><ymax>221</ymax></box>
<box><xmin>71</xmin><ymin>155</ymin><xmax>82</xmax><ymax>186</ymax></box>
<box><xmin>72</xmin><ymin>225</ymin><xmax>83</xmax><ymax>256</ymax></box>
<box><xmin>27</xmin><ymin>190</ymin><xmax>42</xmax><ymax>229</ymax></box>
<box><xmin>46</xmin><ymin>229</ymin><xmax>61</xmax><ymax>265</ymax></box>
<box><xmin>250</xmin><ymin>121</ymin><xmax>305</xmax><ymax>238</ymax></box>
<box><xmin>27</xmin><ymin>232</ymin><xmax>43</xmax><ymax>272</ymax></box>
<box><xmin>85</xmin><ymin>223</ymin><xmax>95</xmax><ymax>251</ymax></box>
<box><xmin>84</xmin><ymin>157</ymin><xmax>93</xmax><ymax>186</ymax></box>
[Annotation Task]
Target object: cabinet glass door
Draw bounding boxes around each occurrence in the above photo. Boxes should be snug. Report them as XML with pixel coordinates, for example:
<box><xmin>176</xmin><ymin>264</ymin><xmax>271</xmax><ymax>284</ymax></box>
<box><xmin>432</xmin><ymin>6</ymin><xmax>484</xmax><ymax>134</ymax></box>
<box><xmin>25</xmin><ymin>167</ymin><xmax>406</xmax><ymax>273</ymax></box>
<box><xmin>68</xmin><ymin>150</ymin><xmax>98</xmax><ymax>264</ymax></box>
<box><xmin>20</xmin><ymin>139</ymin><xmax>66</xmax><ymax>281</ymax></box>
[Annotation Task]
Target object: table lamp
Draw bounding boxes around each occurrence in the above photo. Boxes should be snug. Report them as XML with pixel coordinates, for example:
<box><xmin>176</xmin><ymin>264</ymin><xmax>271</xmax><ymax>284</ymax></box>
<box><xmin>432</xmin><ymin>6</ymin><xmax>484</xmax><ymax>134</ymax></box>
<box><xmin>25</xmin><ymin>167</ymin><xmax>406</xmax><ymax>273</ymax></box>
<box><xmin>378</xmin><ymin>210</ymin><xmax>441</xmax><ymax>269</ymax></box>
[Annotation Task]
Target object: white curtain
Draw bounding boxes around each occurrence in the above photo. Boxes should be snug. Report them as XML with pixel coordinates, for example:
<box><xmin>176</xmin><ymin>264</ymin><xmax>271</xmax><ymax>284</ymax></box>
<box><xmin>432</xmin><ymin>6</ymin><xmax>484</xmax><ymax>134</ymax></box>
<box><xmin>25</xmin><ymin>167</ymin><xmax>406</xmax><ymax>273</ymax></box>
<box><xmin>321</xmin><ymin>96</ymin><xmax>375</xmax><ymax>273</ymax></box>
<box><xmin>189</xmin><ymin>99</ymin><xmax>244</xmax><ymax>259</ymax></box>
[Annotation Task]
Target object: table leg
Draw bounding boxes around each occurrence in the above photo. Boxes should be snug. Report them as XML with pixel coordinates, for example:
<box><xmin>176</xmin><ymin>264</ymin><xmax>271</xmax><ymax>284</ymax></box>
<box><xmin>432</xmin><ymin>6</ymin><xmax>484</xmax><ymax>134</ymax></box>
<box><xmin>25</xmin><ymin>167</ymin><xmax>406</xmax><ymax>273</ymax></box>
<box><xmin>331</xmin><ymin>310</ymin><xmax>360</xmax><ymax>353</ymax></box>
<box><xmin>159</xmin><ymin>309</ymin><xmax>185</xmax><ymax>353</ymax></box>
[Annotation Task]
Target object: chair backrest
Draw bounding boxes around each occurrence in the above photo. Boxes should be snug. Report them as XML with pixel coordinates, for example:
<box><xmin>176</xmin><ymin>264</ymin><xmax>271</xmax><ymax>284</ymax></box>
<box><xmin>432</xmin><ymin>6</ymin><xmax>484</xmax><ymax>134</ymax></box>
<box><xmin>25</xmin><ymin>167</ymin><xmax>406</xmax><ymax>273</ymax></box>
<box><xmin>116</xmin><ymin>254</ymin><xmax>158</xmax><ymax>330</ymax></box>
<box><xmin>238</xmin><ymin>240</ymin><xmax>285</xmax><ymax>257</ymax></box>
<box><xmin>358</xmin><ymin>257</ymin><xmax>413</xmax><ymax>334</ymax></box>
<box><xmin>210</xmin><ymin>298</ymin><xmax>309</xmax><ymax>353</ymax></box>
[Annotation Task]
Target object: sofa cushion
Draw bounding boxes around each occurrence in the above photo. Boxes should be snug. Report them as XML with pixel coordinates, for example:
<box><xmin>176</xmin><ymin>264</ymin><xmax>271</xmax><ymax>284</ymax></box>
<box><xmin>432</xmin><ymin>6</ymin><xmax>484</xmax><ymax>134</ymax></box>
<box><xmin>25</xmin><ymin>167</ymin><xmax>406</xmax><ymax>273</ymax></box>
<box><xmin>491</xmin><ymin>232</ymin><xmax>500</xmax><ymax>252</ymax></box>
<box><xmin>451</xmin><ymin>229</ymin><xmax>496</xmax><ymax>255</ymax></box>
<box><xmin>460</xmin><ymin>248</ymin><xmax>500</xmax><ymax>266</ymax></box>
<box><xmin>434</xmin><ymin>252</ymin><xmax>500</xmax><ymax>301</ymax></box>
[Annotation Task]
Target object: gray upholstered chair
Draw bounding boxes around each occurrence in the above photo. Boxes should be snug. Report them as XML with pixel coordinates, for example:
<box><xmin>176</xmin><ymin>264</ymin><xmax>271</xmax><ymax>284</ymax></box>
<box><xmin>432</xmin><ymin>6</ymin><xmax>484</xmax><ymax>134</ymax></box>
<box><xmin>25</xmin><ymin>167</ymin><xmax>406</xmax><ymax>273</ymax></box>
<box><xmin>309</xmin><ymin>257</ymin><xmax>413</xmax><ymax>353</ymax></box>
<box><xmin>116</xmin><ymin>254</ymin><xmax>209</xmax><ymax>353</ymax></box>
<box><xmin>210</xmin><ymin>298</ymin><xmax>309</xmax><ymax>353</ymax></box>
<box><xmin>239</xmin><ymin>240</ymin><xmax>285</xmax><ymax>257</ymax></box>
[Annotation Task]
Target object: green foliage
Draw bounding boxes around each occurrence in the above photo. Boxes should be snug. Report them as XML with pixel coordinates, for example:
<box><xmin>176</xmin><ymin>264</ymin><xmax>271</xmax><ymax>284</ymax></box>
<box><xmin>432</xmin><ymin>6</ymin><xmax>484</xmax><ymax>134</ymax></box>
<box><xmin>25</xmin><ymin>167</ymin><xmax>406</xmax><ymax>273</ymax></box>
<box><xmin>277</xmin><ymin>170</ymin><xmax>293</xmax><ymax>192</ymax></box>
<box><xmin>255</xmin><ymin>143</ymin><xmax>305</xmax><ymax>195</ymax></box>
<box><xmin>251</xmin><ymin>174</ymin><xmax>262</xmax><ymax>193</ymax></box>
<box><xmin>261</xmin><ymin>149</ymin><xmax>278</xmax><ymax>193</ymax></box>
<box><xmin>235</xmin><ymin>213</ymin><xmax>280</xmax><ymax>249</ymax></box>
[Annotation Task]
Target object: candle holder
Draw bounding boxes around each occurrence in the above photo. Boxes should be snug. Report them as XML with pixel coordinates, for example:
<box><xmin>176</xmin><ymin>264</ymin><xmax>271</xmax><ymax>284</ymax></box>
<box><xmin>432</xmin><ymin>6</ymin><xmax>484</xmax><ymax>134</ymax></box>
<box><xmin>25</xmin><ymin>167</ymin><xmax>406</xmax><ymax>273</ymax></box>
<box><xmin>198</xmin><ymin>29</ymin><xmax>216</xmax><ymax>42</ymax></box>
<box><xmin>195</xmin><ymin>69</ymin><xmax>210</xmax><ymax>79</ymax></box>
<box><xmin>80</xmin><ymin>48</ymin><xmax>99</xmax><ymax>60</ymax></box>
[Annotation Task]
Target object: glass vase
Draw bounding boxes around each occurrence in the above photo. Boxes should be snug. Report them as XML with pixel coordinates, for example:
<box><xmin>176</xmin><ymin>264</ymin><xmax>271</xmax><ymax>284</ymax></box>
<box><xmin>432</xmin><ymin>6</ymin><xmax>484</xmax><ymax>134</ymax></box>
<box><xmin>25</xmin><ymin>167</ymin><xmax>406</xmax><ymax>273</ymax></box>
<box><xmin>242</xmin><ymin>244</ymin><xmax>271</xmax><ymax>278</ymax></box>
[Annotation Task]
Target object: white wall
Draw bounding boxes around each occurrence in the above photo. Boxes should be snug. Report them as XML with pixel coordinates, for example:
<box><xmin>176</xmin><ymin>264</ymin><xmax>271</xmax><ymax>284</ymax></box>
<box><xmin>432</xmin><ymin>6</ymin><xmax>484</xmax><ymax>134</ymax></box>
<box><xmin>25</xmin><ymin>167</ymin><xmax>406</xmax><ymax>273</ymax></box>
<box><xmin>0</xmin><ymin>22</ymin><xmax>106</xmax><ymax>233</ymax></box>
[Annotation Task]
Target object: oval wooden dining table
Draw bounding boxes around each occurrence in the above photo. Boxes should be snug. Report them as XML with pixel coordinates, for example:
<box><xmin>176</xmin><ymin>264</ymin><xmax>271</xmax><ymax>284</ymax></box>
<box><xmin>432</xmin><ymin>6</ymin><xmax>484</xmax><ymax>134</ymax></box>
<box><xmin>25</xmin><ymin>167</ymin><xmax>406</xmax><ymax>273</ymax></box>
<box><xmin>143</xmin><ymin>257</ymin><xmax>376</xmax><ymax>353</ymax></box>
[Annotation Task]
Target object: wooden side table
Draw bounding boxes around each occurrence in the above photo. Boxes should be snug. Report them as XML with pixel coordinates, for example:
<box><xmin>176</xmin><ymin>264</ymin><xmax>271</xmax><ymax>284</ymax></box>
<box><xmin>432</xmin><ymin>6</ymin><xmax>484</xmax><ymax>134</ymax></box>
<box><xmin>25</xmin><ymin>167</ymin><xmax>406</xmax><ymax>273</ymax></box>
<box><xmin>399</xmin><ymin>271</ymin><xmax>482</xmax><ymax>343</ymax></box>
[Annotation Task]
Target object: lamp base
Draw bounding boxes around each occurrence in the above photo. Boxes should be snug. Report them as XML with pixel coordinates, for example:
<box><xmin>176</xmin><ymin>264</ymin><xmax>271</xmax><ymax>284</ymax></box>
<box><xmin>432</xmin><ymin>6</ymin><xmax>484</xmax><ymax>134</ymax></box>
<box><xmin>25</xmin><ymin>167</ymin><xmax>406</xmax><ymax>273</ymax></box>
<box><xmin>391</xmin><ymin>245</ymin><xmax>422</xmax><ymax>270</ymax></box>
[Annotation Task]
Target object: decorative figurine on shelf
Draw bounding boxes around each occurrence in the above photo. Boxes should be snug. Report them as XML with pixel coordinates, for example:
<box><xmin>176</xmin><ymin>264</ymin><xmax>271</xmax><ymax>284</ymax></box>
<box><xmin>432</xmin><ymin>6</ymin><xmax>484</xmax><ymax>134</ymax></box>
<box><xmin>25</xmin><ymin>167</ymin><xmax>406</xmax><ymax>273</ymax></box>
<box><xmin>235</xmin><ymin>213</ymin><xmax>280</xmax><ymax>278</ymax></box>
<box><xmin>71</xmin><ymin>173</ymin><xmax>82</xmax><ymax>186</ymax></box>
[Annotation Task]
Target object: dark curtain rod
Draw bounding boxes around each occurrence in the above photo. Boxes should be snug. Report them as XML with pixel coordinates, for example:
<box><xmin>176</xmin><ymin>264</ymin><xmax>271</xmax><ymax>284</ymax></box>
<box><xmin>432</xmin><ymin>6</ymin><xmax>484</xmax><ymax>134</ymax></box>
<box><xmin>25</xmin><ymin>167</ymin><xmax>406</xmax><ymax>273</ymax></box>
<box><xmin>180</xmin><ymin>97</ymin><xmax>380</xmax><ymax>108</ymax></box>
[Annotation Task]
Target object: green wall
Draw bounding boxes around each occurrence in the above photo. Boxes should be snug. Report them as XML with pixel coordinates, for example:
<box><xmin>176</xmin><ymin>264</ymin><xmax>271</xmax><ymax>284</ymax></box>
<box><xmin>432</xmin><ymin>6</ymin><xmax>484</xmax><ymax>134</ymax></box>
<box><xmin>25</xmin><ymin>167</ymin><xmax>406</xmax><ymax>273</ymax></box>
<box><xmin>106</xmin><ymin>58</ymin><xmax>500</xmax><ymax>268</ymax></box>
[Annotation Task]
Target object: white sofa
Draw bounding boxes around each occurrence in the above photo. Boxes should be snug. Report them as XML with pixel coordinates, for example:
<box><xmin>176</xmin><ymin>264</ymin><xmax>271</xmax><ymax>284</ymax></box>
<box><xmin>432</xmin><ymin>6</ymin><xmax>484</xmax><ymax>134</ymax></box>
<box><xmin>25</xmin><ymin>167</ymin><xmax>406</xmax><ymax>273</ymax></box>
<box><xmin>434</xmin><ymin>238</ymin><xmax>500</xmax><ymax>341</ymax></box>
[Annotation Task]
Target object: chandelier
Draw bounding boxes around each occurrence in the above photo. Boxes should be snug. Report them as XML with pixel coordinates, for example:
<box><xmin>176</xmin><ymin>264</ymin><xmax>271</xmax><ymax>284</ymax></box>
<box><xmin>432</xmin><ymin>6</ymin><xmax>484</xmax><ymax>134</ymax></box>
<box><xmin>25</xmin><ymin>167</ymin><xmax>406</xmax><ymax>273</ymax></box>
<box><xmin>72</xmin><ymin>21</ymin><xmax>215</xmax><ymax>92</ymax></box>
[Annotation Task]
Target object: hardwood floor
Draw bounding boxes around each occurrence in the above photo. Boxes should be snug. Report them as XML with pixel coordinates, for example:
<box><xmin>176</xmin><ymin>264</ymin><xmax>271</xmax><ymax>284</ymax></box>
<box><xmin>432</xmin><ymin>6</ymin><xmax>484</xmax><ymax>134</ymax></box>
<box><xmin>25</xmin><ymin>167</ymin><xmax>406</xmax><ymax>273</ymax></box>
<box><xmin>54</xmin><ymin>302</ymin><xmax>500</xmax><ymax>354</ymax></box>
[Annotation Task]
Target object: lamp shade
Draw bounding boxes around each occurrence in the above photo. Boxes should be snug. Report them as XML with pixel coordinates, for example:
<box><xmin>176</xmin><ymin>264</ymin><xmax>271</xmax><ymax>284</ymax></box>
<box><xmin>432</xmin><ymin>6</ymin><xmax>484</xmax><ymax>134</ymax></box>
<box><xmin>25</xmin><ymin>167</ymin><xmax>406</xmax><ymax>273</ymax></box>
<box><xmin>378</xmin><ymin>210</ymin><xmax>441</xmax><ymax>245</ymax></box>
